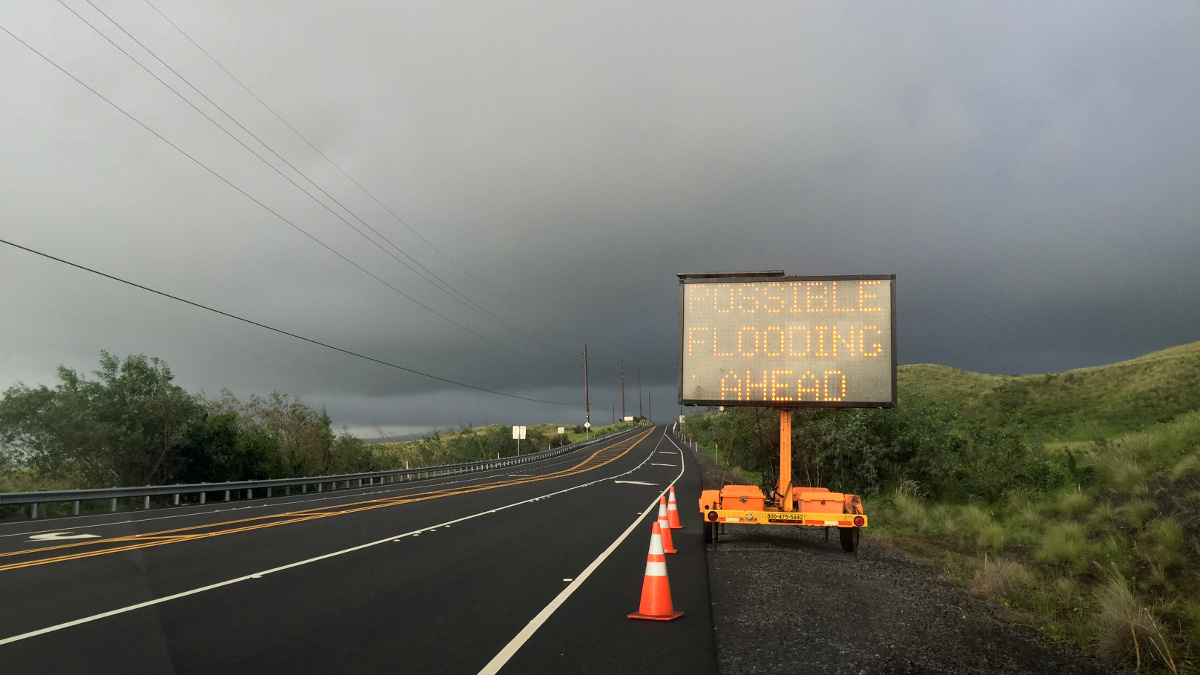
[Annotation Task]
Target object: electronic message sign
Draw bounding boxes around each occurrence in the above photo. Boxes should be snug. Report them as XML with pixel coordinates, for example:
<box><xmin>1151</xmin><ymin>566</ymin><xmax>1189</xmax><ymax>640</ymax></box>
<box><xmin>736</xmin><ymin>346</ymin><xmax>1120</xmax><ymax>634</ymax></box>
<box><xmin>678</xmin><ymin>272</ymin><xmax>895</xmax><ymax>408</ymax></box>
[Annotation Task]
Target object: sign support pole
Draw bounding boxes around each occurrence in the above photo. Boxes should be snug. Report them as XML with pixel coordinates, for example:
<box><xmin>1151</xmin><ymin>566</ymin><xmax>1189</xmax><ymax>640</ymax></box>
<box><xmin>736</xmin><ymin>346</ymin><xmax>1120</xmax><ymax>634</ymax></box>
<box><xmin>779</xmin><ymin>409</ymin><xmax>793</xmax><ymax>512</ymax></box>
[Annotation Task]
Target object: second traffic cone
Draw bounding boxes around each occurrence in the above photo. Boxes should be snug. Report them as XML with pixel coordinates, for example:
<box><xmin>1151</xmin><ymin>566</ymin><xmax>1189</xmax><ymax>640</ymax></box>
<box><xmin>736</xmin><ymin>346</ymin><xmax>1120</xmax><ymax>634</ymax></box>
<box><xmin>657</xmin><ymin>497</ymin><xmax>677</xmax><ymax>553</ymax></box>
<box><xmin>628</xmin><ymin>521</ymin><xmax>683</xmax><ymax>621</ymax></box>
<box><xmin>667</xmin><ymin>486</ymin><xmax>683</xmax><ymax>529</ymax></box>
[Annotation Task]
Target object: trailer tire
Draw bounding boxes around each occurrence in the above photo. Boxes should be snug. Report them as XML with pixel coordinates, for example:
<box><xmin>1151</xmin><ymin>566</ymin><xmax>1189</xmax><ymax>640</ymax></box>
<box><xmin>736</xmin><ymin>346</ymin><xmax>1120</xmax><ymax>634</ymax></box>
<box><xmin>703</xmin><ymin>521</ymin><xmax>713</xmax><ymax>544</ymax></box>
<box><xmin>839</xmin><ymin>526</ymin><xmax>859</xmax><ymax>553</ymax></box>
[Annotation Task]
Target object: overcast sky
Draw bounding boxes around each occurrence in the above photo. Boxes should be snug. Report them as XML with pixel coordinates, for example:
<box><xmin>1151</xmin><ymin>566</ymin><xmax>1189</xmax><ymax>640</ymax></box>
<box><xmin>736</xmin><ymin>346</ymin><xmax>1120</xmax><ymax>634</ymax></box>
<box><xmin>1</xmin><ymin>1</ymin><xmax>1197</xmax><ymax>436</ymax></box>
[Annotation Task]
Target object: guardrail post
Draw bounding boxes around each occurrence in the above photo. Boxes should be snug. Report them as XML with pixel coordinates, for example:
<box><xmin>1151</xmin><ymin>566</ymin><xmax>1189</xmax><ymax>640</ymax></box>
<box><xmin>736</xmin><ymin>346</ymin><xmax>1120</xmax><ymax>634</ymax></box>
<box><xmin>111</xmin><ymin>498</ymin><xmax>117</xmax><ymax>512</ymax></box>
<box><xmin>317</xmin><ymin>483</ymin><xmax>322</xmax><ymax>493</ymax></box>
<box><xmin>246</xmin><ymin>489</ymin><xmax>252</xmax><ymax>500</ymax></box>
<box><xmin>173</xmin><ymin>493</ymin><xmax>180</xmax><ymax>506</ymax></box>
<box><xmin>143</xmin><ymin>495</ymin><xmax>150</xmax><ymax>510</ymax></box>
<box><xmin>225</xmin><ymin>490</ymin><xmax>231</xmax><ymax>501</ymax></box>
<box><xmin>358</xmin><ymin>479</ymin><xmax>363</xmax><ymax>488</ymax></box>
<box><xmin>200</xmin><ymin>492</ymin><xmax>206</xmax><ymax>504</ymax></box>
<box><xmin>267</xmin><ymin>487</ymin><xmax>272</xmax><ymax>498</ymax></box>
<box><xmin>74</xmin><ymin>500</ymin><xmax>81</xmax><ymax>516</ymax></box>
<box><xmin>31</xmin><ymin>503</ymin><xmax>38</xmax><ymax>519</ymax></box>
<box><xmin>285</xmin><ymin>486</ymin><xmax>290</xmax><ymax>496</ymax></box>
<box><xmin>302</xmin><ymin>484</ymin><xmax>307</xmax><ymax>493</ymax></box>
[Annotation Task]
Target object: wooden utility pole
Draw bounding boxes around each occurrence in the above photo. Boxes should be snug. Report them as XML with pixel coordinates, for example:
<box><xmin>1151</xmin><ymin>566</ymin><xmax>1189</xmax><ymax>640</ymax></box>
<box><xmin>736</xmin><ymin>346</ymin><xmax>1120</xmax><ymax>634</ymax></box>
<box><xmin>583</xmin><ymin>344</ymin><xmax>590</xmax><ymax>439</ymax></box>
<box><xmin>621</xmin><ymin>359</ymin><xmax>625</xmax><ymax>421</ymax></box>
<box><xmin>639</xmin><ymin>369</ymin><xmax>643</xmax><ymax>418</ymax></box>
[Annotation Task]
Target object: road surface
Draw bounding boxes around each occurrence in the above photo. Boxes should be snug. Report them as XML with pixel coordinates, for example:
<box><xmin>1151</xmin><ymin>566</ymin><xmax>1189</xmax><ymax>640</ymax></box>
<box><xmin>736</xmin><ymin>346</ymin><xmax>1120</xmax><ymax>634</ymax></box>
<box><xmin>0</xmin><ymin>425</ymin><xmax>716</xmax><ymax>674</ymax></box>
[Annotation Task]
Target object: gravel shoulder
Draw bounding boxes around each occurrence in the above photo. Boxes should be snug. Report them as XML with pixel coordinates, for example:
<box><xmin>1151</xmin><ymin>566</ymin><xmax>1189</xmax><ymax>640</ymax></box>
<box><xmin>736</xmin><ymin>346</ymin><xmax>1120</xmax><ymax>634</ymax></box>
<box><xmin>693</xmin><ymin>446</ymin><xmax>1131</xmax><ymax>675</ymax></box>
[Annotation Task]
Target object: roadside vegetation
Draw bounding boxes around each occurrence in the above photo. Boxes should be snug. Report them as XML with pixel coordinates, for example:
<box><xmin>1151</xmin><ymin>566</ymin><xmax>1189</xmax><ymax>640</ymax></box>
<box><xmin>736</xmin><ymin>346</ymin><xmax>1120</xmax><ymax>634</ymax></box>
<box><xmin>0</xmin><ymin>352</ymin><xmax>600</xmax><ymax>513</ymax></box>
<box><xmin>682</xmin><ymin>340</ymin><xmax>1200</xmax><ymax>674</ymax></box>
<box><xmin>368</xmin><ymin>420</ymin><xmax>637</xmax><ymax>469</ymax></box>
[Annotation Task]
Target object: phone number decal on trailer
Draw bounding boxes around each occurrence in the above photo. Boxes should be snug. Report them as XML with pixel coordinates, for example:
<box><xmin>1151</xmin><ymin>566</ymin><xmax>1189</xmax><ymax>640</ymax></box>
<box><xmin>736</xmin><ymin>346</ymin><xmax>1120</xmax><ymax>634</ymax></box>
<box><xmin>677</xmin><ymin>272</ymin><xmax>896</xmax><ymax>408</ymax></box>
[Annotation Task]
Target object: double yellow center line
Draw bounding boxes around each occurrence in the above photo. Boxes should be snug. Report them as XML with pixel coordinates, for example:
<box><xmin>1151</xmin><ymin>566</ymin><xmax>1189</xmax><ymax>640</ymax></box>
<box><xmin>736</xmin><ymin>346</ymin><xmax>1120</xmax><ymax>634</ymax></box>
<box><xmin>0</xmin><ymin>427</ymin><xmax>655</xmax><ymax>573</ymax></box>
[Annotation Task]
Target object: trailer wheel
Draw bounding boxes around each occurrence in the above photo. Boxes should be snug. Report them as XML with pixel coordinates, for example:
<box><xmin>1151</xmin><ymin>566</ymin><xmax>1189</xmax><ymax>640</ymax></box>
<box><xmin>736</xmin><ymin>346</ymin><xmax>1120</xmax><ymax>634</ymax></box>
<box><xmin>839</xmin><ymin>526</ymin><xmax>859</xmax><ymax>553</ymax></box>
<box><xmin>703</xmin><ymin>521</ymin><xmax>712</xmax><ymax>544</ymax></box>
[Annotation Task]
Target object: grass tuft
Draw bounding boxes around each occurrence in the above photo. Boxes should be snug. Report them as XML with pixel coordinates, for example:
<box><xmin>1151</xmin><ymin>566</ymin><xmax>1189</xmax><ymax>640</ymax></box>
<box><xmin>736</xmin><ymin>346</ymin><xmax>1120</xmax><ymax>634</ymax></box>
<box><xmin>977</xmin><ymin>523</ymin><xmax>1007</xmax><ymax>551</ymax></box>
<box><xmin>1057</xmin><ymin>485</ymin><xmax>1091</xmax><ymax>518</ymax></box>
<box><xmin>970</xmin><ymin>554</ymin><xmax>1032</xmax><ymax>600</ymax></box>
<box><xmin>1114</xmin><ymin>499</ymin><xmax>1156</xmax><ymax>529</ymax></box>
<box><xmin>1036</xmin><ymin>522</ymin><xmax>1090</xmax><ymax>575</ymax></box>
<box><xmin>1139</xmin><ymin>518</ymin><xmax>1185</xmax><ymax>571</ymax></box>
<box><xmin>1091</xmin><ymin>571</ymin><xmax>1178</xmax><ymax>673</ymax></box>
<box><xmin>1171</xmin><ymin>453</ymin><xmax>1200</xmax><ymax>481</ymax></box>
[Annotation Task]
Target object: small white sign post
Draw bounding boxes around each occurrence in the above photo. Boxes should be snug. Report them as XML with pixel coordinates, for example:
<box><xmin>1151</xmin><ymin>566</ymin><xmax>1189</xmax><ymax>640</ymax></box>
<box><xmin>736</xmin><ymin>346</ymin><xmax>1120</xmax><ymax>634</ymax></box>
<box><xmin>558</xmin><ymin>426</ymin><xmax>565</xmax><ymax>447</ymax></box>
<box><xmin>512</xmin><ymin>425</ymin><xmax>526</xmax><ymax>455</ymax></box>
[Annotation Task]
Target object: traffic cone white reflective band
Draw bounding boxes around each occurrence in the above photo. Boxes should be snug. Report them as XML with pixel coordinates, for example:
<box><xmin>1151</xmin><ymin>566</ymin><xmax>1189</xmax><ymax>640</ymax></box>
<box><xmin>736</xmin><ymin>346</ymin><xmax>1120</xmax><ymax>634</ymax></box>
<box><xmin>657</xmin><ymin>497</ymin><xmax>677</xmax><ymax>553</ymax></box>
<box><xmin>628</xmin><ymin>521</ymin><xmax>683</xmax><ymax>621</ymax></box>
<box><xmin>644</xmin><ymin>530</ymin><xmax>668</xmax><ymax>576</ymax></box>
<box><xmin>667</xmin><ymin>486</ymin><xmax>683</xmax><ymax>529</ymax></box>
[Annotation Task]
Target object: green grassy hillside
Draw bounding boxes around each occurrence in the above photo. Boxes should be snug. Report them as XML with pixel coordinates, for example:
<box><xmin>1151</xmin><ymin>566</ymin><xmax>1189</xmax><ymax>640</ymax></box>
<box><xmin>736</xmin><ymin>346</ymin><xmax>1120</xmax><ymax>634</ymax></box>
<box><xmin>900</xmin><ymin>341</ymin><xmax>1200</xmax><ymax>441</ymax></box>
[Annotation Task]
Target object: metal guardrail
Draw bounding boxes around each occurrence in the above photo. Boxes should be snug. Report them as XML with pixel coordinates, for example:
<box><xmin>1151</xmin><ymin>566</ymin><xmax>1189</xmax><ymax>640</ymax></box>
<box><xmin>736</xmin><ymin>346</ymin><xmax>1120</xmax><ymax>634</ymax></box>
<box><xmin>0</xmin><ymin>425</ymin><xmax>642</xmax><ymax>519</ymax></box>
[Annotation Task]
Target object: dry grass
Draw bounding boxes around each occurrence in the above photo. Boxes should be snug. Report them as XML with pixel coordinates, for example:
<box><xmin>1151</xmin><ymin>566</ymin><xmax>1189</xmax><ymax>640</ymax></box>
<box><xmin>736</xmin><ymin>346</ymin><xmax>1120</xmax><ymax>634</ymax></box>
<box><xmin>970</xmin><ymin>554</ymin><xmax>1032</xmax><ymax>600</ymax></box>
<box><xmin>1091</xmin><ymin>571</ymin><xmax>1178</xmax><ymax>673</ymax></box>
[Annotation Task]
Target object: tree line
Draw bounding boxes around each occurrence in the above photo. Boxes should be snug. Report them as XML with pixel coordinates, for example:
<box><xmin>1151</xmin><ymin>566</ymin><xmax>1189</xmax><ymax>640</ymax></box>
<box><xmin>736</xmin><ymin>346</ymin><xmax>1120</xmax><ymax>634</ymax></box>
<box><xmin>0</xmin><ymin>352</ymin><xmax>378</xmax><ymax>489</ymax></box>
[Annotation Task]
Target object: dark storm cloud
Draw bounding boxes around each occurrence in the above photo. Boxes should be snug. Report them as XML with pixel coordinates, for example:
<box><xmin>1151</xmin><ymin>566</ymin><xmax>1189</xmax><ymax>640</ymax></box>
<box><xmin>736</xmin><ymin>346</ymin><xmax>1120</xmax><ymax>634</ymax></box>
<box><xmin>1</xmin><ymin>1</ymin><xmax>1197</xmax><ymax>434</ymax></box>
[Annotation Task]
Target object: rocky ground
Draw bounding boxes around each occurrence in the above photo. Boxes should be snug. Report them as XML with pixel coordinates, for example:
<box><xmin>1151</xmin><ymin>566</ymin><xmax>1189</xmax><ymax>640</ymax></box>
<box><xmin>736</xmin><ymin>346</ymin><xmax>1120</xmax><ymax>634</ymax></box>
<box><xmin>692</xmin><ymin>445</ymin><xmax>1130</xmax><ymax>675</ymax></box>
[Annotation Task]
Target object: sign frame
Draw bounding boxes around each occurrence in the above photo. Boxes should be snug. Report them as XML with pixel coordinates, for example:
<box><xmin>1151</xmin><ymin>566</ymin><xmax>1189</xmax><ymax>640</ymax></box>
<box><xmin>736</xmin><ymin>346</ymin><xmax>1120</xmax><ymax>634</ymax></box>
<box><xmin>676</xmin><ymin>272</ymin><xmax>897</xmax><ymax>410</ymax></box>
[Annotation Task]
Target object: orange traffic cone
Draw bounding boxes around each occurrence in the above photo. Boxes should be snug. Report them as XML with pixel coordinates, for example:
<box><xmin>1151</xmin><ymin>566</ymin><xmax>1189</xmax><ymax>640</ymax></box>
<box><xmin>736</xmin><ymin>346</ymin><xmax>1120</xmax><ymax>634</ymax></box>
<box><xmin>628</xmin><ymin>521</ymin><xmax>683</xmax><ymax>621</ymax></box>
<box><xmin>657</xmin><ymin>497</ymin><xmax>677</xmax><ymax>554</ymax></box>
<box><xmin>667</xmin><ymin>486</ymin><xmax>683</xmax><ymax>529</ymax></box>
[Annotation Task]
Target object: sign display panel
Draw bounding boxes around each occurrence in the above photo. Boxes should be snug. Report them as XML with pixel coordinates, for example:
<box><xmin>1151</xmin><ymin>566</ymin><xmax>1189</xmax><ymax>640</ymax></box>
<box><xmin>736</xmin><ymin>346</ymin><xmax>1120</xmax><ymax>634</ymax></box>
<box><xmin>678</xmin><ymin>274</ymin><xmax>895</xmax><ymax>408</ymax></box>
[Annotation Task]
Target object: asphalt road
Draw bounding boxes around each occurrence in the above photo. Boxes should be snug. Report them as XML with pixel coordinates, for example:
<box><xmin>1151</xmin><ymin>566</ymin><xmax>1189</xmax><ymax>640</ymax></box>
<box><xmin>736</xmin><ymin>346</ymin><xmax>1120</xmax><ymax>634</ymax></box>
<box><xmin>0</xmin><ymin>425</ymin><xmax>716</xmax><ymax>674</ymax></box>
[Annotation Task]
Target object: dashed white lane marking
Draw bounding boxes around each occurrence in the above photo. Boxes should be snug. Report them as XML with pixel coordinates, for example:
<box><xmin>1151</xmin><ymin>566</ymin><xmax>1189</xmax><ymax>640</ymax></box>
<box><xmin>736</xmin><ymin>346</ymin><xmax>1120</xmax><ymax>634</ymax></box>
<box><xmin>27</xmin><ymin>532</ymin><xmax>101</xmax><ymax>541</ymax></box>
<box><xmin>613</xmin><ymin>480</ymin><xmax>656</xmax><ymax>486</ymax></box>
<box><xmin>651</xmin><ymin>463</ymin><xmax>675</xmax><ymax>467</ymax></box>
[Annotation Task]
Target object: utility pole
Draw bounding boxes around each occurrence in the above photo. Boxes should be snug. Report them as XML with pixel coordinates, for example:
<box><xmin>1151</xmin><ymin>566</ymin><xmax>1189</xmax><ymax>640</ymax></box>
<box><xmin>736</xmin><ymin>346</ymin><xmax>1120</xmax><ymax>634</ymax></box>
<box><xmin>648</xmin><ymin>391</ymin><xmax>652</xmax><ymax>425</ymax></box>
<box><xmin>583</xmin><ymin>344</ymin><xmax>590</xmax><ymax>439</ymax></box>
<box><xmin>639</xmin><ymin>369</ymin><xmax>643</xmax><ymax>418</ymax></box>
<box><xmin>621</xmin><ymin>359</ymin><xmax>625</xmax><ymax>421</ymax></box>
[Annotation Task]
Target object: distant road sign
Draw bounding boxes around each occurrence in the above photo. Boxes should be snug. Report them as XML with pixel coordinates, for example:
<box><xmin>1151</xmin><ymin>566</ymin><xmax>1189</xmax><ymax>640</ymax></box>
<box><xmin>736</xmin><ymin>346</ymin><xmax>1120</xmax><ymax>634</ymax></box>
<box><xmin>584</xmin><ymin>422</ymin><xmax>591</xmax><ymax>429</ymax></box>
<box><xmin>557</xmin><ymin>426</ymin><xmax>565</xmax><ymax>434</ymax></box>
<box><xmin>678</xmin><ymin>272</ymin><xmax>896</xmax><ymax>408</ymax></box>
<box><xmin>512</xmin><ymin>425</ymin><xmax>526</xmax><ymax>440</ymax></box>
<box><xmin>623</xmin><ymin>416</ymin><xmax>634</xmax><ymax>422</ymax></box>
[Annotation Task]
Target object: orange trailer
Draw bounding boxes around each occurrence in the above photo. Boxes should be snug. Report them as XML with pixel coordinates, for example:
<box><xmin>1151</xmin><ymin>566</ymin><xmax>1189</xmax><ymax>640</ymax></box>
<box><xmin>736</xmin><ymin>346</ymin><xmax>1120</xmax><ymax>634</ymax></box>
<box><xmin>677</xmin><ymin>271</ymin><xmax>895</xmax><ymax>556</ymax></box>
<box><xmin>698</xmin><ymin>410</ymin><xmax>867</xmax><ymax>554</ymax></box>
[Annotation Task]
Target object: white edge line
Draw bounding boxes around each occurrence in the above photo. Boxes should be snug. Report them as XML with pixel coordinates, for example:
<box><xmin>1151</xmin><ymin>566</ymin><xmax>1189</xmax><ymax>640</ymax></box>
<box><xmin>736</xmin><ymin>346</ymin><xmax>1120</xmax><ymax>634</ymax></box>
<box><xmin>0</xmin><ymin>429</ymin><xmax>657</xmax><ymax>647</ymax></box>
<box><xmin>476</xmin><ymin>431</ymin><xmax>686</xmax><ymax>675</ymax></box>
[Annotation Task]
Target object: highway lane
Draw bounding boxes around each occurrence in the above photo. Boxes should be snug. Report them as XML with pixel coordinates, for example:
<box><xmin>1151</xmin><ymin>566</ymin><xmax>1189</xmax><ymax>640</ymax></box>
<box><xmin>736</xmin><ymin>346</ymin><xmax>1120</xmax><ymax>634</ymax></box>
<box><xmin>0</xmin><ymin>425</ymin><xmax>716</xmax><ymax>673</ymax></box>
<box><xmin>0</xmin><ymin>429</ymin><xmax>641</xmax><ymax>547</ymax></box>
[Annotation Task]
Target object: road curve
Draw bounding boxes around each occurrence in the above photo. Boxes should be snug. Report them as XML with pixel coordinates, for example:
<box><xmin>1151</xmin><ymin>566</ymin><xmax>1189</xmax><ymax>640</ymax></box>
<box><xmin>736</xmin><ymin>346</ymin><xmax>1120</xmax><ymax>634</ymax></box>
<box><xmin>0</xmin><ymin>425</ymin><xmax>716</xmax><ymax>674</ymax></box>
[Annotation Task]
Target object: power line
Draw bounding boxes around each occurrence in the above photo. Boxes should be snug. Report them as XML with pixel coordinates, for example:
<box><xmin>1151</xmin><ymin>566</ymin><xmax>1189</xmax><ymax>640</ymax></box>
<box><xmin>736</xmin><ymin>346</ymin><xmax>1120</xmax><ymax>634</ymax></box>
<box><xmin>0</xmin><ymin>19</ymin><xmax>523</xmax><ymax>359</ymax></box>
<box><xmin>0</xmin><ymin>237</ymin><xmax>572</xmax><ymax>406</ymax></box>
<box><xmin>142</xmin><ymin>0</ymin><xmax>573</xmax><ymax>357</ymax></box>
<box><xmin>58</xmin><ymin>0</ymin><xmax>542</xmax><ymax>360</ymax></box>
<box><xmin>85</xmin><ymin>0</ymin><xmax>560</xmax><ymax>357</ymax></box>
